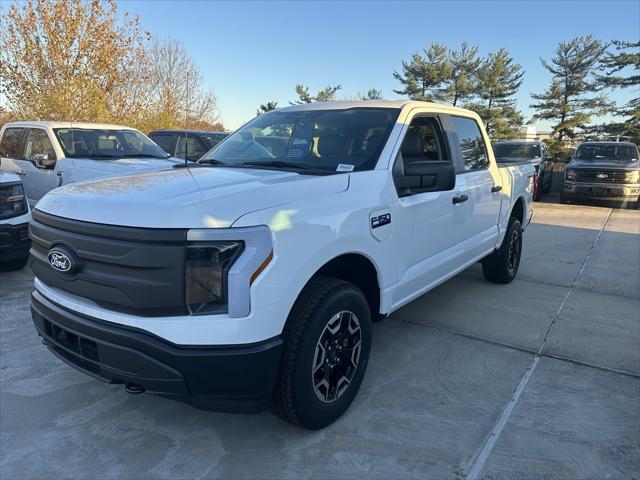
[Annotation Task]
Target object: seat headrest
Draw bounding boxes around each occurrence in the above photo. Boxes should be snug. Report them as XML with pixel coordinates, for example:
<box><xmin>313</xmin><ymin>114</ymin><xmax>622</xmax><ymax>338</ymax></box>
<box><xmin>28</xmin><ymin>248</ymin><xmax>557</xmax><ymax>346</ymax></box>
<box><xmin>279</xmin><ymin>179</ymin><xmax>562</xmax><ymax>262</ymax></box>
<box><xmin>401</xmin><ymin>131</ymin><xmax>424</xmax><ymax>157</ymax></box>
<box><xmin>317</xmin><ymin>135</ymin><xmax>344</xmax><ymax>156</ymax></box>
<box><xmin>366</xmin><ymin>134</ymin><xmax>384</xmax><ymax>154</ymax></box>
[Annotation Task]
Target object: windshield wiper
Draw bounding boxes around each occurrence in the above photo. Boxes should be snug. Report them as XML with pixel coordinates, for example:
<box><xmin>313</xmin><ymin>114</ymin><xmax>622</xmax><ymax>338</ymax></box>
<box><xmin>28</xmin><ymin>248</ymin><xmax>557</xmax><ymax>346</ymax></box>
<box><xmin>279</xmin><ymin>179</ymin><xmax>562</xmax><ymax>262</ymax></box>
<box><xmin>197</xmin><ymin>158</ymin><xmax>227</xmax><ymax>165</ymax></box>
<box><xmin>239</xmin><ymin>160</ymin><xmax>311</xmax><ymax>170</ymax></box>
<box><xmin>119</xmin><ymin>153</ymin><xmax>171</xmax><ymax>159</ymax></box>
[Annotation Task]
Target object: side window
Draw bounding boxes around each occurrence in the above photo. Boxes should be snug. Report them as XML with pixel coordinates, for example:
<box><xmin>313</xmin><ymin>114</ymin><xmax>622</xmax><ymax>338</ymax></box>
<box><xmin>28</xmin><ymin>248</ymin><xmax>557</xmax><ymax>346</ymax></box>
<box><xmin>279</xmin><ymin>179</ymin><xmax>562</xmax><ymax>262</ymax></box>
<box><xmin>398</xmin><ymin>116</ymin><xmax>449</xmax><ymax>167</ymax></box>
<box><xmin>151</xmin><ymin>134</ymin><xmax>176</xmax><ymax>154</ymax></box>
<box><xmin>0</xmin><ymin>128</ymin><xmax>27</xmax><ymax>158</ymax></box>
<box><xmin>451</xmin><ymin>116</ymin><xmax>488</xmax><ymax>171</ymax></box>
<box><xmin>176</xmin><ymin>135</ymin><xmax>207</xmax><ymax>161</ymax></box>
<box><xmin>24</xmin><ymin>129</ymin><xmax>56</xmax><ymax>162</ymax></box>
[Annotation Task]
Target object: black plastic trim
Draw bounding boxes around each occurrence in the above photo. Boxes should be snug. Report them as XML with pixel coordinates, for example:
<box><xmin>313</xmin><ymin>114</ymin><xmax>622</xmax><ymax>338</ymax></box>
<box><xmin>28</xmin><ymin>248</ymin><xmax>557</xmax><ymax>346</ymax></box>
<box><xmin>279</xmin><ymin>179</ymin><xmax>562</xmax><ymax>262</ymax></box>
<box><xmin>31</xmin><ymin>290</ymin><xmax>283</xmax><ymax>413</ymax></box>
<box><xmin>32</xmin><ymin>209</ymin><xmax>187</xmax><ymax>243</ymax></box>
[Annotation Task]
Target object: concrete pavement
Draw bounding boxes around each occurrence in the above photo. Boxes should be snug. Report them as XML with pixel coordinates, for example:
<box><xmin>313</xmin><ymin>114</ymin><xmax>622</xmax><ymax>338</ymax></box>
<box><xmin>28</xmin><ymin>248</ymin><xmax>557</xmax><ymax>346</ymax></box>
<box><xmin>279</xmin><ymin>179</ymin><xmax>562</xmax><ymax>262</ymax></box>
<box><xmin>1</xmin><ymin>201</ymin><xmax>638</xmax><ymax>479</ymax></box>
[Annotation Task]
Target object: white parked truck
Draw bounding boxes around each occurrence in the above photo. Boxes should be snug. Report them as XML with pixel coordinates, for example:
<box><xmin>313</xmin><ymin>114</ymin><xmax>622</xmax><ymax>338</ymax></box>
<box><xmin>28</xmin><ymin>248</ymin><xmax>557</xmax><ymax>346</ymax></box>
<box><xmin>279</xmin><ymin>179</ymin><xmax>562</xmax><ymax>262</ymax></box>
<box><xmin>0</xmin><ymin>121</ymin><xmax>183</xmax><ymax>207</ymax></box>
<box><xmin>28</xmin><ymin>101</ymin><xmax>534</xmax><ymax>429</ymax></box>
<box><xmin>0</xmin><ymin>169</ymin><xmax>31</xmax><ymax>270</ymax></box>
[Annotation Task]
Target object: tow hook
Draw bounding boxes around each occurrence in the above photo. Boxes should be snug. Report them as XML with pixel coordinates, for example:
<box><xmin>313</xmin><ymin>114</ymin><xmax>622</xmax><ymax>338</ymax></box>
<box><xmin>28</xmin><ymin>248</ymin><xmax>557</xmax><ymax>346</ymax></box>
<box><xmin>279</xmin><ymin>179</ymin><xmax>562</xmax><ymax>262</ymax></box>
<box><xmin>125</xmin><ymin>383</ymin><xmax>145</xmax><ymax>395</ymax></box>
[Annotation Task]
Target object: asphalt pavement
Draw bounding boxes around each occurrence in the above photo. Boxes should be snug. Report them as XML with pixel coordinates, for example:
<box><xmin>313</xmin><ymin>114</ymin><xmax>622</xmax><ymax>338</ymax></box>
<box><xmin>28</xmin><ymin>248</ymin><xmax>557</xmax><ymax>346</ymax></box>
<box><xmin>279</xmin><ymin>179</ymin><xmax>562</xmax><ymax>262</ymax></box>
<box><xmin>1</xmin><ymin>198</ymin><xmax>638</xmax><ymax>479</ymax></box>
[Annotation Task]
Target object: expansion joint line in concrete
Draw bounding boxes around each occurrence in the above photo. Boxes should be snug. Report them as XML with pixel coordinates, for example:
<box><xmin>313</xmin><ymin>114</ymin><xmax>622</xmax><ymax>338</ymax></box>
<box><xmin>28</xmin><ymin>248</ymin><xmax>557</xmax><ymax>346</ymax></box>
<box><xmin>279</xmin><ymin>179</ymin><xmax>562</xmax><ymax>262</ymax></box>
<box><xmin>462</xmin><ymin>208</ymin><xmax>614</xmax><ymax>480</ymax></box>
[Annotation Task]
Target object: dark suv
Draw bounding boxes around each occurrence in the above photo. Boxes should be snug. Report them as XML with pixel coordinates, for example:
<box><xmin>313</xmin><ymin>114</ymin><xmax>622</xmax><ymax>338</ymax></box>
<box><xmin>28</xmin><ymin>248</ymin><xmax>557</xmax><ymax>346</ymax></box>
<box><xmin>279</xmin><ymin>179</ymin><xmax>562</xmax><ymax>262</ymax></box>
<box><xmin>149</xmin><ymin>130</ymin><xmax>229</xmax><ymax>162</ymax></box>
<box><xmin>562</xmin><ymin>141</ymin><xmax>640</xmax><ymax>207</ymax></box>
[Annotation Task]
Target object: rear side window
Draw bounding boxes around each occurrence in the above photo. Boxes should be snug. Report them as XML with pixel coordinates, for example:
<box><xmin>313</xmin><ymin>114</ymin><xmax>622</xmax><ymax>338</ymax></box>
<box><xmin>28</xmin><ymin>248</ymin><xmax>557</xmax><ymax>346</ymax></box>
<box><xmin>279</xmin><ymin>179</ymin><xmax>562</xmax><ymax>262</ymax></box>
<box><xmin>24</xmin><ymin>129</ymin><xmax>56</xmax><ymax>161</ymax></box>
<box><xmin>0</xmin><ymin>127</ymin><xmax>26</xmax><ymax>158</ymax></box>
<box><xmin>150</xmin><ymin>134</ymin><xmax>176</xmax><ymax>154</ymax></box>
<box><xmin>176</xmin><ymin>135</ymin><xmax>207</xmax><ymax>161</ymax></box>
<box><xmin>451</xmin><ymin>116</ymin><xmax>488</xmax><ymax>171</ymax></box>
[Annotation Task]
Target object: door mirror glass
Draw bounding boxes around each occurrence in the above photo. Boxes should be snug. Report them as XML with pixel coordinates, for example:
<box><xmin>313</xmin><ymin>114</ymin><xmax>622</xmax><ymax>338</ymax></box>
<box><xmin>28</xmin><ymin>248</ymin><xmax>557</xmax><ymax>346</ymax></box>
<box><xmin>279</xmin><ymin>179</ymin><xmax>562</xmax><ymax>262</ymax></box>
<box><xmin>34</xmin><ymin>153</ymin><xmax>55</xmax><ymax>168</ymax></box>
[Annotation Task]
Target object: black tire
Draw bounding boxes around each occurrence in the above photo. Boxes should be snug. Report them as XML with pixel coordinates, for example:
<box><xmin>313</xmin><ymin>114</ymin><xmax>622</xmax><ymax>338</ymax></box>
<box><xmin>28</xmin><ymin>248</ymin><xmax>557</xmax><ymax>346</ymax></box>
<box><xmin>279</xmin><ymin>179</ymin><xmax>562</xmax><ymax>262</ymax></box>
<box><xmin>0</xmin><ymin>255</ymin><xmax>29</xmax><ymax>272</ymax></box>
<box><xmin>482</xmin><ymin>217</ymin><xmax>522</xmax><ymax>284</ymax></box>
<box><xmin>559</xmin><ymin>192</ymin><xmax>570</xmax><ymax>204</ymax></box>
<box><xmin>272</xmin><ymin>276</ymin><xmax>372</xmax><ymax>429</ymax></box>
<box><xmin>542</xmin><ymin>173</ymin><xmax>552</xmax><ymax>193</ymax></box>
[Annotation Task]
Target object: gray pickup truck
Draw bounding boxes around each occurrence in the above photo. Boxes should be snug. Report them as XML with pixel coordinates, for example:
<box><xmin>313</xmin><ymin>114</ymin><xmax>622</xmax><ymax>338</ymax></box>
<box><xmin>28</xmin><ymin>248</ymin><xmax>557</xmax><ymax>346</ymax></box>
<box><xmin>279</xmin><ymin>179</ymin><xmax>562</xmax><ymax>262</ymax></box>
<box><xmin>562</xmin><ymin>141</ymin><xmax>640</xmax><ymax>207</ymax></box>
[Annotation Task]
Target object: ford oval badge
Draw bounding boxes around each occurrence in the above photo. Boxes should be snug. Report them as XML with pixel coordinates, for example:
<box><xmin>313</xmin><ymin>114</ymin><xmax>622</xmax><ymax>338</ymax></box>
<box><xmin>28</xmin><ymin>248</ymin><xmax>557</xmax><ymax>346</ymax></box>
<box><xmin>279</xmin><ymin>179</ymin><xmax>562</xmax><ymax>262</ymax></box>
<box><xmin>47</xmin><ymin>248</ymin><xmax>76</xmax><ymax>273</ymax></box>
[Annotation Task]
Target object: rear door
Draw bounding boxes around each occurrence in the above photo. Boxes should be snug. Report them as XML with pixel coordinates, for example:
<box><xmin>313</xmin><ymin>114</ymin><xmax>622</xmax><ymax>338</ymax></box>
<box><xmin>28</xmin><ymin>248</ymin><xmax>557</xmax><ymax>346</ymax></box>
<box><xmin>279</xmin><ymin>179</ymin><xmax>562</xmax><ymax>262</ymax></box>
<box><xmin>448</xmin><ymin>115</ymin><xmax>502</xmax><ymax>259</ymax></box>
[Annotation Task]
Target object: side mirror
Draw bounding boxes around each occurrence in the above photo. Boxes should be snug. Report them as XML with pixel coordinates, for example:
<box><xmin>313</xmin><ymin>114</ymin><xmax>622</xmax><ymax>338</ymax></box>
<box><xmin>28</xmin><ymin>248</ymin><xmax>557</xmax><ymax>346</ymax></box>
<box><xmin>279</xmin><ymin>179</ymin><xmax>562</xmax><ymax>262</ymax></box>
<box><xmin>33</xmin><ymin>153</ymin><xmax>55</xmax><ymax>169</ymax></box>
<box><xmin>396</xmin><ymin>161</ymin><xmax>456</xmax><ymax>196</ymax></box>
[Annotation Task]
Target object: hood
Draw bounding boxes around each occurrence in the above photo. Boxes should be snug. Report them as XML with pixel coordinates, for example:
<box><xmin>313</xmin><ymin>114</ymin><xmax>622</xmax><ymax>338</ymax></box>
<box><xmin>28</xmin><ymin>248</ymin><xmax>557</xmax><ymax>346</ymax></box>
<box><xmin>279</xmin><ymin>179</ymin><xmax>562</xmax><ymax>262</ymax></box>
<box><xmin>569</xmin><ymin>159</ymin><xmax>640</xmax><ymax>171</ymax></box>
<box><xmin>35</xmin><ymin>167</ymin><xmax>349</xmax><ymax>228</ymax></box>
<box><xmin>0</xmin><ymin>169</ymin><xmax>22</xmax><ymax>184</ymax></box>
<box><xmin>68</xmin><ymin>156</ymin><xmax>183</xmax><ymax>175</ymax></box>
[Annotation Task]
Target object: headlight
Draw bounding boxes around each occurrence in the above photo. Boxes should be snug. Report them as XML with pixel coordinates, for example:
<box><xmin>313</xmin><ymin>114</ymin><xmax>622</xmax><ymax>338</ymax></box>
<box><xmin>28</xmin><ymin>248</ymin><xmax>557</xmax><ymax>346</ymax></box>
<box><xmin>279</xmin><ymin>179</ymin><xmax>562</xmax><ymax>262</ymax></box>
<box><xmin>626</xmin><ymin>171</ymin><xmax>639</xmax><ymax>183</ymax></box>
<box><xmin>565</xmin><ymin>168</ymin><xmax>576</xmax><ymax>181</ymax></box>
<box><xmin>0</xmin><ymin>183</ymin><xmax>28</xmax><ymax>219</ymax></box>
<box><xmin>185</xmin><ymin>241</ymin><xmax>244</xmax><ymax>315</ymax></box>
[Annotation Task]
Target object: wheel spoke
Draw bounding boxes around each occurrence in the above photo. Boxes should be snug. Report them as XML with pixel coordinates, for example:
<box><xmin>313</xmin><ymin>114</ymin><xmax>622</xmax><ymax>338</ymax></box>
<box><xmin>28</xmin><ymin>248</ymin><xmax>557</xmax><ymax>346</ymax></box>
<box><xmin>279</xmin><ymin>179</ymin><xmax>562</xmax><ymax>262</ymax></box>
<box><xmin>312</xmin><ymin>310</ymin><xmax>362</xmax><ymax>403</ymax></box>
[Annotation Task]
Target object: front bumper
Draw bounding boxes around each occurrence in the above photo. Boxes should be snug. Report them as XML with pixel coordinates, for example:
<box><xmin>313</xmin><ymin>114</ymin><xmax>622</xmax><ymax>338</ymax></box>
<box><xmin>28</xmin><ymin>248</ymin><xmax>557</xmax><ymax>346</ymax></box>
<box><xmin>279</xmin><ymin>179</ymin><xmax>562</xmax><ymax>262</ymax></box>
<box><xmin>562</xmin><ymin>181</ymin><xmax>640</xmax><ymax>200</ymax></box>
<box><xmin>0</xmin><ymin>222</ymin><xmax>31</xmax><ymax>261</ymax></box>
<box><xmin>31</xmin><ymin>290</ymin><xmax>283</xmax><ymax>413</ymax></box>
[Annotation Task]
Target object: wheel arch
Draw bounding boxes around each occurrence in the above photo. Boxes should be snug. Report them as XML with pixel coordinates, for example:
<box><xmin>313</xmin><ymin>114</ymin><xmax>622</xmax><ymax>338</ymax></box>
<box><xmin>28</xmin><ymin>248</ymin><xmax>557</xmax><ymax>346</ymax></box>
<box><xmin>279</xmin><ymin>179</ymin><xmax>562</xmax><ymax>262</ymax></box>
<box><xmin>291</xmin><ymin>252</ymin><xmax>382</xmax><ymax>322</ymax></box>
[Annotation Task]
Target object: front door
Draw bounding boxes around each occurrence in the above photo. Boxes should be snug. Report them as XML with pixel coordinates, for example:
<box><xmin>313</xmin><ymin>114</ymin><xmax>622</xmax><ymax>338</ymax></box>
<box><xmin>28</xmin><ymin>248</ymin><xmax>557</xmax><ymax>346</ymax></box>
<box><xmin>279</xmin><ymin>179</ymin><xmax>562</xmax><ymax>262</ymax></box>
<box><xmin>20</xmin><ymin>128</ymin><xmax>60</xmax><ymax>204</ymax></box>
<box><xmin>391</xmin><ymin>114</ymin><xmax>467</xmax><ymax>308</ymax></box>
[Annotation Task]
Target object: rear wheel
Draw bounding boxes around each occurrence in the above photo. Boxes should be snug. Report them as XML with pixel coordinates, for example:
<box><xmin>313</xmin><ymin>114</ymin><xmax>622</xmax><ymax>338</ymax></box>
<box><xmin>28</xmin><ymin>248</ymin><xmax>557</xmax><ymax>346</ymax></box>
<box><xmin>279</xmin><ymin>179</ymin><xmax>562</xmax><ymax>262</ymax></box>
<box><xmin>542</xmin><ymin>173</ymin><xmax>552</xmax><ymax>193</ymax></box>
<box><xmin>272</xmin><ymin>277</ymin><xmax>372</xmax><ymax>429</ymax></box>
<box><xmin>482</xmin><ymin>216</ymin><xmax>522</xmax><ymax>284</ymax></box>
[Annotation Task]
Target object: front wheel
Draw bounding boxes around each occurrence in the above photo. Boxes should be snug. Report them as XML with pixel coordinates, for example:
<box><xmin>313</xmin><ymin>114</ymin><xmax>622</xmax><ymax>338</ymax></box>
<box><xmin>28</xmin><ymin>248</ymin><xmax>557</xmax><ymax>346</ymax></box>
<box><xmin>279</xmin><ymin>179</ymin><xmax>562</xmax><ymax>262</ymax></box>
<box><xmin>272</xmin><ymin>277</ymin><xmax>372</xmax><ymax>429</ymax></box>
<box><xmin>482</xmin><ymin>217</ymin><xmax>523</xmax><ymax>284</ymax></box>
<box><xmin>0</xmin><ymin>255</ymin><xmax>29</xmax><ymax>272</ymax></box>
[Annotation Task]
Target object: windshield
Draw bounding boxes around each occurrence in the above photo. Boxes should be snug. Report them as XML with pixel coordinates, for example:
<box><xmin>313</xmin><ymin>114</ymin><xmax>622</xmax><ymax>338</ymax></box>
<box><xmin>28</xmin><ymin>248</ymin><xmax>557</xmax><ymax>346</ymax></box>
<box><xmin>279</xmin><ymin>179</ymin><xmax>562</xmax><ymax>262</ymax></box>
<box><xmin>54</xmin><ymin>128</ymin><xmax>169</xmax><ymax>159</ymax></box>
<box><xmin>575</xmin><ymin>144</ymin><xmax>638</xmax><ymax>162</ymax></box>
<box><xmin>493</xmin><ymin>143</ymin><xmax>541</xmax><ymax>160</ymax></box>
<box><xmin>199</xmin><ymin>108</ymin><xmax>400</xmax><ymax>173</ymax></box>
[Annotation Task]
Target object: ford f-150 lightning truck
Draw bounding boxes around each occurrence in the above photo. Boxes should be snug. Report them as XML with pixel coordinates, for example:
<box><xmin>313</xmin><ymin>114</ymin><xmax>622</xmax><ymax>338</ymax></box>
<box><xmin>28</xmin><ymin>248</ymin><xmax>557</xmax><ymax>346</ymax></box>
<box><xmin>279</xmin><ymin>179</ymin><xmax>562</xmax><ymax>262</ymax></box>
<box><xmin>28</xmin><ymin>100</ymin><xmax>534</xmax><ymax>429</ymax></box>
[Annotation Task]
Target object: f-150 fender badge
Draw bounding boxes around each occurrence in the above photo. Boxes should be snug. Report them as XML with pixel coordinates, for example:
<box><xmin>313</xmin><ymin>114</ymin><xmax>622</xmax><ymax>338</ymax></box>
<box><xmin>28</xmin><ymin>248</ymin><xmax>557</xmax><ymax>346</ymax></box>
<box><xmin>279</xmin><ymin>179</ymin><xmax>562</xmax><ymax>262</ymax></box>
<box><xmin>369</xmin><ymin>208</ymin><xmax>392</xmax><ymax>241</ymax></box>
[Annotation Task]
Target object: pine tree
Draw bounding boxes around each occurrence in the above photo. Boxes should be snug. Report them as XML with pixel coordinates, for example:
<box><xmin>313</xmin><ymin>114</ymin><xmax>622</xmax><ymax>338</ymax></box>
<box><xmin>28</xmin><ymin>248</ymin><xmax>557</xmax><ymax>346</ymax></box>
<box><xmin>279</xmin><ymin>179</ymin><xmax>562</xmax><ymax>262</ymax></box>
<box><xmin>596</xmin><ymin>40</ymin><xmax>639</xmax><ymax>143</ymax></box>
<box><xmin>360</xmin><ymin>88</ymin><xmax>383</xmax><ymax>100</ymax></box>
<box><xmin>446</xmin><ymin>42</ymin><xmax>482</xmax><ymax>106</ymax></box>
<box><xmin>290</xmin><ymin>84</ymin><xmax>342</xmax><ymax>104</ymax></box>
<box><xmin>393</xmin><ymin>44</ymin><xmax>450</xmax><ymax>101</ymax></box>
<box><xmin>530</xmin><ymin>35</ymin><xmax>611</xmax><ymax>142</ymax></box>
<box><xmin>256</xmin><ymin>101</ymin><xmax>278</xmax><ymax>116</ymax></box>
<box><xmin>473</xmin><ymin>48</ymin><xmax>524</xmax><ymax>136</ymax></box>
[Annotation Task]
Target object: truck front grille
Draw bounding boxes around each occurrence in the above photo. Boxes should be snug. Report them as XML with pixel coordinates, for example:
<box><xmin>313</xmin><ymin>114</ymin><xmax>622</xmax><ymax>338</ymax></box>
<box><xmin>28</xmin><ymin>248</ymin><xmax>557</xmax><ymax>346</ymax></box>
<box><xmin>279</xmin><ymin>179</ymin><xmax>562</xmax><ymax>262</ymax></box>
<box><xmin>573</xmin><ymin>169</ymin><xmax>632</xmax><ymax>184</ymax></box>
<box><xmin>30</xmin><ymin>210</ymin><xmax>188</xmax><ymax>317</ymax></box>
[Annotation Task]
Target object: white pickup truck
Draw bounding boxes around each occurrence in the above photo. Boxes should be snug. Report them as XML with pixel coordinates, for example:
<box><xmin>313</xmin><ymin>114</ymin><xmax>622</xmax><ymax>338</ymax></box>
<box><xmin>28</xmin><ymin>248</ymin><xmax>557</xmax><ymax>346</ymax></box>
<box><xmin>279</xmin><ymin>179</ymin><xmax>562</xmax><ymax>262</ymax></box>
<box><xmin>0</xmin><ymin>121</ymin><xmax>183</xmax><ymax>207</ymax></box>
<box><xmin>28</xmin><ymin>101</ymin><xmax>534</xmax><ymax>429</ymax></box>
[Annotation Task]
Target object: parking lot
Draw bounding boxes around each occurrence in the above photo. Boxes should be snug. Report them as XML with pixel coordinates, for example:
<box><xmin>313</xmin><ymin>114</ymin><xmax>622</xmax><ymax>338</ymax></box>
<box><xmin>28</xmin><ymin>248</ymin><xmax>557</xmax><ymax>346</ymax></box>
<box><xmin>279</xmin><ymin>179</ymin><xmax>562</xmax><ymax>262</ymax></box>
<box><xmin>1</xmin><ymin>197</ymin><xmax>638</xmax><ymax>479</ymax></box>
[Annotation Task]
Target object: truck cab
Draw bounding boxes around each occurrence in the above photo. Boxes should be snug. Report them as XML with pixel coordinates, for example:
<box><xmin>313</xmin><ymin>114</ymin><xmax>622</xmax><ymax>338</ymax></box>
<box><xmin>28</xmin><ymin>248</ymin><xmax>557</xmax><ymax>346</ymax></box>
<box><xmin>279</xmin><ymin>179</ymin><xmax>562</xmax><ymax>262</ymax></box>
<box><xmin>28</xmin><ymin>101</ymin><xmax>534</xmax><ymax>429</ymax></box>
<box><xmin>0</xmin><ymin>121</ymin><xmax>183</xmax><ymax>207</ymax></box>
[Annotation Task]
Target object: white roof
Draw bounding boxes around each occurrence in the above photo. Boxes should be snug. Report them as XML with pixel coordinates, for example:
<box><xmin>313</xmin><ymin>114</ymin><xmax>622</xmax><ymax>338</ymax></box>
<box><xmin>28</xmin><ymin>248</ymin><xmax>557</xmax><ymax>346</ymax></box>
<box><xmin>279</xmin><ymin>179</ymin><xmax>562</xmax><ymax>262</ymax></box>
<box><xmin>3</xmin><ymin>120</ymin><xmax>138</xmax><ymax>130</ymax></box>
<box><xmin>279</xmin><ymin>99</ymin><xmax>474</xmax><ymax>115</ymax></box>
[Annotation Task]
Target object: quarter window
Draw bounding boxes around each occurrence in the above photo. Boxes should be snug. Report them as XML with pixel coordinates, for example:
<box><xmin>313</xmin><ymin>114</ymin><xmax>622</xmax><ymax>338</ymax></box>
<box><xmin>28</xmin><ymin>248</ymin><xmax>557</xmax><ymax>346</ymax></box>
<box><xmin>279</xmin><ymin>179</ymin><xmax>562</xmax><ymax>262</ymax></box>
<box><xmin>24</xmin><ymin>129</ymin><xmax>56</xmax><ymax>162</ymax></box>
<box><xmin>0</xmin><ymin>128</ymin><xmax>26</xmax><ymax>158</ymax></box>
<box><xmin>451</xmin><ymin>116</ymin><xmax>488</xmax><ymax>171</ymax></box>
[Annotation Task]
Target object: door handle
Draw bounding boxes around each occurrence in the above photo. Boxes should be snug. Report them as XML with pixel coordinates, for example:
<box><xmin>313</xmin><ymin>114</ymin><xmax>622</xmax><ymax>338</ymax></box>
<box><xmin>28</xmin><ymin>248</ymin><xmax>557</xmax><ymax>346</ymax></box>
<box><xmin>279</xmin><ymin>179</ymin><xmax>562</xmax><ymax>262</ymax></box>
<box><xmin>452</xmin><ymin>194</ymin><xmax>469</xmax><ymax>204</ymax></box>
<box><xmin>491</xmin><ymin>185</ymin><xmax>502</xmax><ymax>193</ymax></box>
